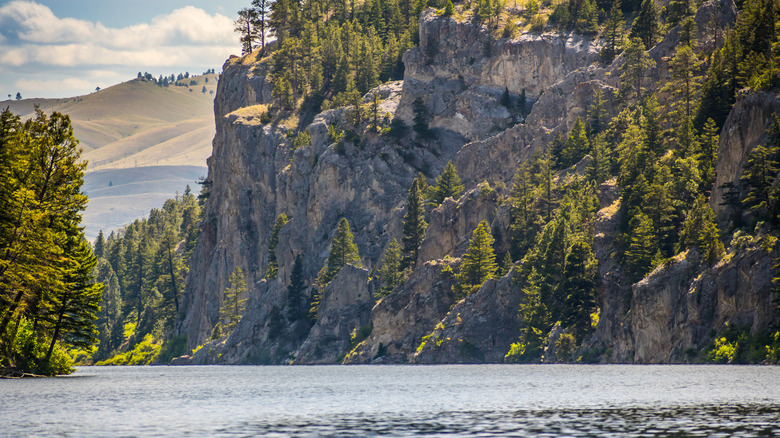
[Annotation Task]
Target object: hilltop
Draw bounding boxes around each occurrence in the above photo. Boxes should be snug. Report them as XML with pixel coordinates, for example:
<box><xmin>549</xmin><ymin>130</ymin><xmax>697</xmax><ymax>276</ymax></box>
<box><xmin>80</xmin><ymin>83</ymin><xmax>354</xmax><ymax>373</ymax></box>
<box><xmin>1</xmin><ymin>74</ymin><xmax>216</xmax><ymax>239</ymax></box>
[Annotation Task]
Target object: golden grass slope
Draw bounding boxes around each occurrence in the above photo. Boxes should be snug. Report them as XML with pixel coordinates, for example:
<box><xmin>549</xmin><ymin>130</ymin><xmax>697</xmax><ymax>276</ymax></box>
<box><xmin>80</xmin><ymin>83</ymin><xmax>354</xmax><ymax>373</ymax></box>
<box><xmin>0</xmin><ymin>74</ymin><xmax>218</xmax><ymax>170</ymax></box>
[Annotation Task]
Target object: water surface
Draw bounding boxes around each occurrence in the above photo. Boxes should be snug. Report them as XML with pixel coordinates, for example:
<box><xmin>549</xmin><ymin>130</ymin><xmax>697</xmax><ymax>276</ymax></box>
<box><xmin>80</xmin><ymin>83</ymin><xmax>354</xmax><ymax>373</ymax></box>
<box><xmin>2</xmin><ymin>365</ymin><xmax>779</xmax><ymax>436</ymax></box>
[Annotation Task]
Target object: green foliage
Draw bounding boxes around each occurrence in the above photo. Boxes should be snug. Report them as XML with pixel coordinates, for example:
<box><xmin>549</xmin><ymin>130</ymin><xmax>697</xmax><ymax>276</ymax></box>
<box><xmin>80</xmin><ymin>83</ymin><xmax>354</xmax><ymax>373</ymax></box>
<box><xmin>679</xmin><ymin>195</ymin><xmax>725</xmax><ymax>264</ymax></box>
<box><xmin>220</xmin><ymin>267</ymin><xmax>248</xmax><ymax>334</ymax></box>
<box><xmin>377</xmin><ymin>239</ymin><xmax>404</xmax><ymax>297</ymax></box>
<box><xmin>0</xmin><ymin>108</ymin><xmax>101</xmax><ymax>376</ymax></box>
<box><xmin>311</xmin><ymin>218</ymin><xmax>362</xmax><ymax>319</ymax></box>
<box><xmin>95</xmin><ymin>333</ymin><xmax>161</xmax><ymax>366</ymax></box>
<box><xmin>601</xmin><ymin>0</ymin><xmax>625</xmax><ymax>64</ymax></box>
<box><xmin>456</xmin><ymin>221</ymin><xmax>499</xmax><ymax>295</ymax></box>
<box><xmin>443</xmin><ymin>0</ymin><xmax>455</xmax><ymax>16</ymax></box>
<box><xmin>402</xmin><ymin>177</ymin><xmax>428</xmax><ymax>269</ymax></box>
<box><xmin>266</xmin><ymin>213</ymin><xmax>289</xmax><ymax>279</ymax></box>
<box><xmin>550</xmin><ymin>0</ymin><xmax>598</xmax><ymax>34</ymax></box>
<box><xmin>620</xmin><ymin>37</ymin><xmax>656</xmax><ymax>101</ymax></box>
<box><xmin>741</xmin><ymin>141</ymin><xmax>780</xmax><ymax>221</ymax></box>
<box><xmin>624</xmin><ymin>210</ymin><xmax>659</xmax><ymax>280</ymax></box>
<box><xmin>287</xmin><ymin>255</ymin><xmax>307</xmax><ymax>322</ymax></box>
<box><xmin>293</xmin><ymin>130</ymin><xmax>311</xmax><ymax>149</ymax></box>
<box><xmin>629</xmin><ymin>0</ymin><xmax>659</xmax><ymax>50</ymax></box>
<box><xmin>561</xmin><ymin>117</ymin><xmax>590</xmax><ymax>167</ymax></box>
<box><xmin>430</xmin><ymin>161</ymin><xmax>465</xmax><ymax>205</ymax></box>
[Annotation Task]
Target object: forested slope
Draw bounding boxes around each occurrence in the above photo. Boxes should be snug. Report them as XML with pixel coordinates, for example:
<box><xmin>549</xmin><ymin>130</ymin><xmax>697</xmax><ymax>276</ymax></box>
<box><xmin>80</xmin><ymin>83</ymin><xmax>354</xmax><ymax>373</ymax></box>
<box><xmin>140</xmin><ymin>0</ymin><xmax>780</xmax><ymax>364</ymax></box>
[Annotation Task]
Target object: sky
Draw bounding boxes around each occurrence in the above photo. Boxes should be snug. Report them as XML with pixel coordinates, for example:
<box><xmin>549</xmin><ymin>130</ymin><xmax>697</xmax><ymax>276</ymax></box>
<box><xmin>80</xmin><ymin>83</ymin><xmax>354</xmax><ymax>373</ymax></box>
<box><xmin>0</xmin><ymin>0</ymin><xmax>250</xmax><ymax>99</ymax></box>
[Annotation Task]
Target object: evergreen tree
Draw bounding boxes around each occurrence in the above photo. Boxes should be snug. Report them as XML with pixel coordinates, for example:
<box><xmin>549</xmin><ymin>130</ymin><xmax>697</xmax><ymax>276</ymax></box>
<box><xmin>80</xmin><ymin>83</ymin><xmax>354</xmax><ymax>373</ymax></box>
<box><xmin>266</xmin><ymin>213</ymin><xmax>289</xmax><ymax>279</ymax></box>
<box><xmin>624</xmin><ymin>210</ymin><xmax>658</xmax><ymax>280</ymax></box>
<box><xmin>457</xmin><ymin>221</ymin><xmax>499</xmax><ymax>294</ymax></box>
<box><xmin>287</xmin><ymin>255</ymin><xmax>306</xmax><ymax>322</ymax></box>
<box><xmin>561</xmin><ymin>241</ymin><xmax>596</xmax><ymax>343</ymax></box>
<box><xmin>601</xmin><ymin>0</ymin><xmax>625</xmax><ymax>64</ymax></box>
<box><xmin>587</xmin><ymin>133</ymin><xmax>612</xmax><ymax>184</ymax></box>
<box><xmin>663</xmin><ymin>44</ymin><xmax>703</xmax><ymax>156</ymax></box>
<box><xmin>220</xmin><ymin>267</ymin><xmax>248</xmax><ymax>333</ymax></box>
<box><xmin>310</xmin><ymin>218</ymin><xmax>361</xmax><ymax>319</ymax></box>
<box><xmin>562</xmin><ymin>117</ymin><xmax>590</xmax><ymax>167</ymax></box>
<box><xmin>94</xmin><ymin>230</ymin><xmax>106</xmax><ymax>258</ymax></box>
<box><xmin>698</xmin><ymin>118</ymin><xmax>720</xmax><ymax>190</ymax></box>
<box><xmin>412</xmin><ymin>98</ymin><xmax>430</xmax><ymax>138</ymax></box>
<box><xmin>679</xmin><ymin>194</ymin><xmax>725</xmax><ymax>264</ymax></box>
<box><xmin>430</xmin><ymin>161</ymin><xmax>465</xmax><ymax>205</ymax></box>
<box><xmin>741</xmin><ymin>144</ymin><xmax>779</xmax><ymax>218</ymax></box>
<box><xmin>317</xmin><ymin>218</ymin><xmax>362</xmax><ymax>286</ymax></box>
<box><xmin>509</xmin><ymin>164</ymin><xmax>539</xmax><ymax>258</ymax></box>
<box><xmin>401</xmin><ymin>179</ymin><xmax>428</xmax><ymax>269</ymax></box>
<box><xmin>235</xmin><ymin>7</ymin><xmax>260</xmax><ymax>55</ymax></box>
<box><xmin>588</xmin><ymin>89</ymin><xmax>609</xmax><ymax>137</ymax></box>
<box><xmin>620</xmin><ymin>37</ymin><xmax>656</xmax><ymax>101</ymax></box>
<box><xmin>517</xmin><ymin>268</ymin><xmax>551</xmax><ymax>361</ymax></box>
<box><xmin>252</xmin><ymin>0</ymin><xmax>271</xmax><ymax>53</ymax></box>
<box><xmin>629</xmin><ymin>0</ymin><xmax>659</xmax><ymax>50</ymax></box>
<box><xmin>377</xmin><ymin>238</ymin><xmax>403</xmax><ymax>297</ymax></box>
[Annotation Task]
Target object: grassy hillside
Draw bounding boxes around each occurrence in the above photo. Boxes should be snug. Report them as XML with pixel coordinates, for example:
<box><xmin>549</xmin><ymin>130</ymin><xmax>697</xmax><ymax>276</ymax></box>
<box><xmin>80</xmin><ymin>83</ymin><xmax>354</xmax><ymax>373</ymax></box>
<box><xmin>0</xmin><ymin>74</ymin><xmax>217</xmax><ymax>166</ymax></box>
<box><xmin>1</xmin><ymin>73</ymin><xmax>219</xmax><ymax>239</ymax></box>
<box><xmin>82</xmin><ymin>165</ymin><xmax>207</xmax><ymax>240</ymax></box>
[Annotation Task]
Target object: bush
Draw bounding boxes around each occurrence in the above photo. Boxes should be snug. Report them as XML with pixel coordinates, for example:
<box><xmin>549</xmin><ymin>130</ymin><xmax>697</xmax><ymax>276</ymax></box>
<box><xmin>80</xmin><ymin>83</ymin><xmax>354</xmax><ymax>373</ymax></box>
<box><xmin>529</xmin><ymin>15</ymin><xmax>547</xmax><ymax>34</ymax></box>
<box><xmin>502</xmin><ymin>20</ymin><xmax>519</xmax><ymax>38</ymax></box>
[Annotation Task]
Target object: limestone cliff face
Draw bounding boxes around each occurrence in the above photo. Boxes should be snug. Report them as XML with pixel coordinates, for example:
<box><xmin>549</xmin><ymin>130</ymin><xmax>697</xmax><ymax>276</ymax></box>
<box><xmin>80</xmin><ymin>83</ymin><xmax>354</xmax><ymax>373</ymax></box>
<box><xmin>178</xmin><ymin>6</ymin><xmax>779</xmax><ymax>365</ymax></box>
<box><xmin>711</xmin><ymin>91</ymin><xmax>780</xmax><ymax>223</ymax></box>
<box><xmin>396</xmin><ymin>10</ymin><xmax>600</xmax><ymax>142</ymax></box>
<box><xmin>632</xmin><ymin>243</ymin><xmax>778</xmax><ymax>363</ymax></box>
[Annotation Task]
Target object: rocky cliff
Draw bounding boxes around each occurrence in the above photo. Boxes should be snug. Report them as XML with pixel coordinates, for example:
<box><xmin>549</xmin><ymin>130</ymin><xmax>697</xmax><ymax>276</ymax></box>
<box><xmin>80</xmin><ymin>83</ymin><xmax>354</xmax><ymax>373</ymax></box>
<box><xmin>176</xmin><ymin>4</ymin><xmax>779</xmax><ymax>365</ymax></box>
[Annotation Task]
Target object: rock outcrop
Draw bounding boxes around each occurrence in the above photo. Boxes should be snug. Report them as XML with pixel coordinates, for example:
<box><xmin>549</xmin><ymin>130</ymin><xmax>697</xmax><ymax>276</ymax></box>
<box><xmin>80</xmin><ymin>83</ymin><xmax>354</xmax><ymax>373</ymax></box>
<box><xmin>294</xmin><ymin>265</ymin><xmax>374</xmax><ymax>364</ymax></box>
<box><xmin>711</xmin><ymin>91</ymin><xmax>780</xmax><ymax>223</ymax></box>
<box><xmin>176</xmin><ymin>4</ymin><xmax>779</xmax><ymax>366</ymax></box>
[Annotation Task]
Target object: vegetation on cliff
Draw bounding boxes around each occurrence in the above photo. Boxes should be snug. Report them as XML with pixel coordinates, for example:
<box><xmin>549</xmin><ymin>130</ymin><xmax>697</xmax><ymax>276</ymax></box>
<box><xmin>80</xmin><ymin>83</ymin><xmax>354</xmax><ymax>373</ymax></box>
<box><xmin>0</xmin><ymin>109</ymin><xmax>102</xmax><ymax>376</ymax></box>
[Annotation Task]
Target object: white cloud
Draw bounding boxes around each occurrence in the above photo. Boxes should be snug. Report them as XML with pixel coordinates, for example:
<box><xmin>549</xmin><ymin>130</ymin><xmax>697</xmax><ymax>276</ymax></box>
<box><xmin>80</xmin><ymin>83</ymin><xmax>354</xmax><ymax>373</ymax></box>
<box><xmin>0</xmin><ymin>1</ymin><xmax>237</xmax><ymax>67</ymax></box>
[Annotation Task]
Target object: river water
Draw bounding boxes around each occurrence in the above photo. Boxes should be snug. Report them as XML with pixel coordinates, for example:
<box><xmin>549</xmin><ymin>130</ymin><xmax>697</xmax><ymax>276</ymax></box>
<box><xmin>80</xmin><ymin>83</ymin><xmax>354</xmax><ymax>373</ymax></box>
<box><xmin>1</xmin><ymin>365</ymin><xmax>779</xmax><ymax>437</ymax></box>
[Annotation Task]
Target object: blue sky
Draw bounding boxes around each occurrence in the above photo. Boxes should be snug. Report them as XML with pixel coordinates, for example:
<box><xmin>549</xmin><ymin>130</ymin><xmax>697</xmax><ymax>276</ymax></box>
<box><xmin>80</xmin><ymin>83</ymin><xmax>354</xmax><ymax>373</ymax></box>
<box><xmin>0</xmin><ymin>0</ymin><xmax>250</xmax><ymax>99</ymax></box>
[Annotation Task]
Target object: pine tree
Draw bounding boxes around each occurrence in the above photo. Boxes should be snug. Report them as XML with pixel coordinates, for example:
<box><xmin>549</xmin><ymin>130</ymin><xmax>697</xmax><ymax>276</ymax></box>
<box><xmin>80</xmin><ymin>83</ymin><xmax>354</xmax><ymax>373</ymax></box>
<box><xmin>562</xmin><ymin>117</ymin><xmax>590</xmax><ymax>167</ymax></box>
<box><xmin>629</xmin><ymin>0</ymin><xmax>659</xmax><ymax>50</ymax></box>
<box><xmin>679</xmin><ymin>194</ymin><xmax>725</xmax><ymax>264</ymax></box>
<box><xmin>252</xmin><ymin>0</ymin><xmax>271</xmax><ymax>53</ymax></box>
<box><xmin>588</xmin><ymin>89</ymin><xmax>609</xmax><ymax>136</ymax></box>
<box><xmin>457</xmin><ymin>221</ymin><xmax>499</xmax><ymax>293</ymax></box>
<box><xmin>94</xmin><ymin>230</ymin><xmax>106</xmax><ymax>258</ymax></box>
<box><xmin>620</xmin><ymin>37</ymin><xmax>656</xmax><ymax>101</ymax></box>
<box><xmin>624</xmin><ymin>210</ymin><xmax>658</xmax><ymax>280</ymax></box>
<box><xmin>663</xmin><ymin>44</ymin><xmax>703</xmax><ymax>156</ymax></box>
<box><xmin>430</xmin><ymin>161</ymin><xmax>465</xmax><ymax>205</ymax></box>
<box><xmin>510</xmin><ymin>163</ymin><xmax>538</xmax><ymax>258</ymax></box>
<box><xmin>287</xmin><ymin>255</ymin><xmax>306</xmax><ymax>322</ymax></box>
<box><xmin>444</xmin><ymin>0</ymin><xmax>455</xmax><ymax>16</ymax></box>
<box><xmin>698</xmin><ymin>118</ymin><xmax>719</xmax><ymax>190</ymax></box>
<box><xmin>44</xmin><ymin>237</ymin><xmax>103</xmax><ymax>364</ymax></box>
<box><xmin>517</xmin><ymin>268</ymin><xmax>551</xmax><ymax>361</ymax></box>
<box><xmin>412</xmin><ymin>98</ymin><xmax>430</xmax><ymax>138</ymax></box>
<box><xmin>401</xmin><ymin>179</ymin><xmax>428</xmax><ymax>269</ymax></box>
<box><xmin>317</xmin><ymin>218</ymin><xmax>362</xmax><ymax>286</ymax></box>
<box><xmin>561</xmin><ymin>241</ymin><xmax>596</xmax><ymax>343</ymax></box>
<box><xmin>235</xmin><ymin>7</ymin><xmax>260</xmax><ymax>55</ymax></box>
<box><xmin>641</xmin><ymin>96</ymin><xmax>664</xmax><ymax>158</ymax></box>
<box><xmin>220</xmin><ymin>267</ymin><xmax>248</xmax><ymax>333</ymax></box>
<box><xmin>377</xmin><ymin>238</ymin><xmax>403</xmax><ymax>297</ymax></box>
<box><xmin>601</xmin><ymin>0</ymin><xmax>625</xmax><ymax>64</ymax></box>
<box><xmin>266</xmin><ymin>213</ymin><xmax>289</xmax><ymax>279</ymax></box>
<box><xmin>587</xmin><ymin>133</ymin><xmax>612</xmax><ymax>184</ymax></box>
<box><xmin>741</xmin><ymin>144</ymin><xmax>779</xmax><ymax>218</ymax></box>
